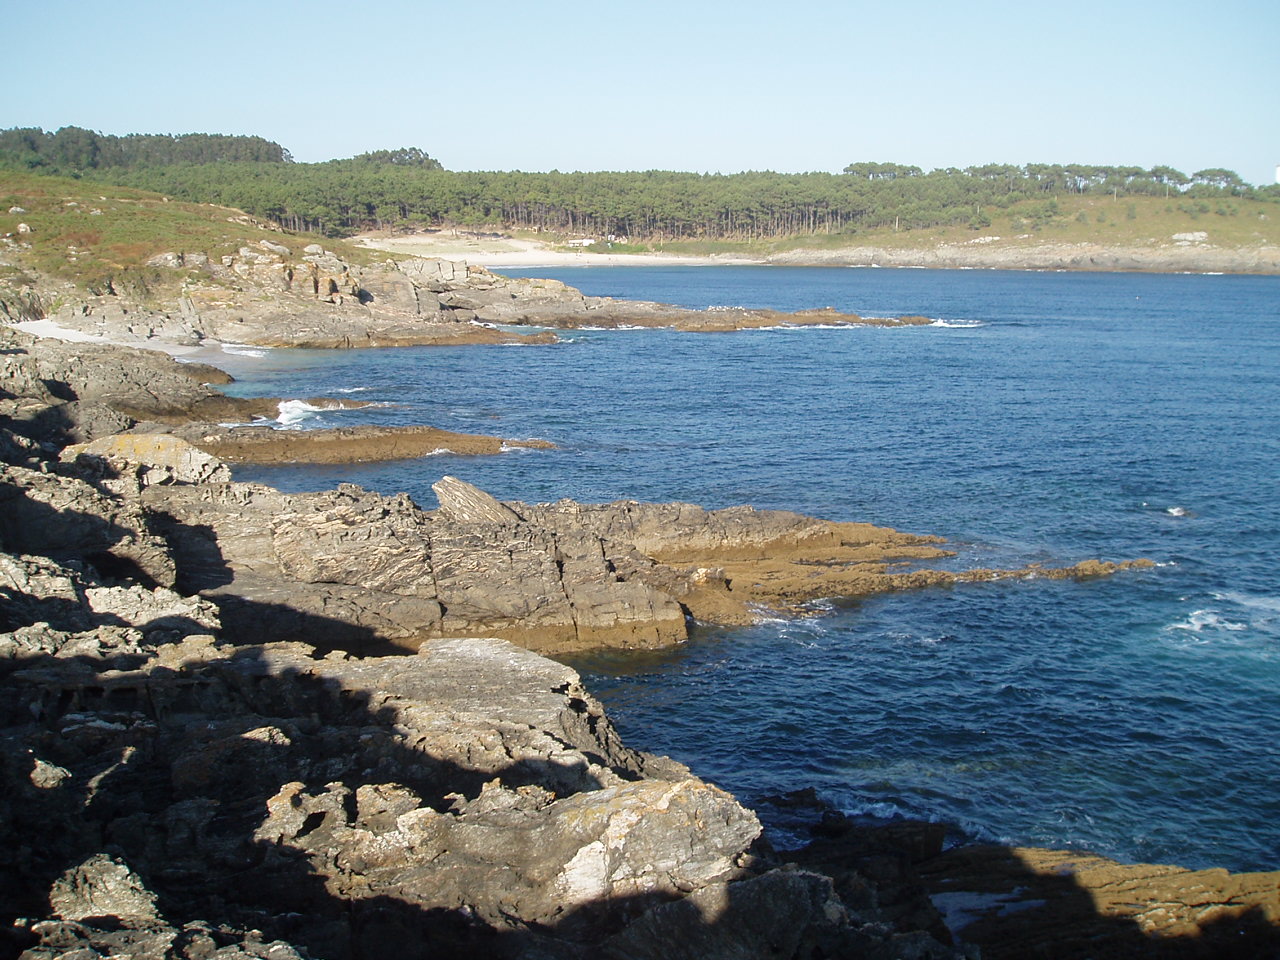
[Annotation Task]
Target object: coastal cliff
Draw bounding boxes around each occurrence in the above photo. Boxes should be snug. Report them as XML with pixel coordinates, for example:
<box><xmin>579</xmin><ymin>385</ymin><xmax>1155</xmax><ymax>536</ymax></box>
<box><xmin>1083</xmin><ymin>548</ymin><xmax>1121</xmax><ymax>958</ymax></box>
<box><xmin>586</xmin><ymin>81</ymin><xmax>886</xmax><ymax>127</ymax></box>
<box><xmin>0</xmin><ymin>174</ymin><xmax>934</xmax><ymax>344</ymax></box>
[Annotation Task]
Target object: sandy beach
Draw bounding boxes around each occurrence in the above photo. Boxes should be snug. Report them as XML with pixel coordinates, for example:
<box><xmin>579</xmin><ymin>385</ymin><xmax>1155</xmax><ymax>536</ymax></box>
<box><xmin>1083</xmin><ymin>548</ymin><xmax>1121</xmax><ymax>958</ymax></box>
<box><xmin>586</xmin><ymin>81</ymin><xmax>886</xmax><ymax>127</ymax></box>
<box><xmin>352</xmin><ymin>232</ymin><xmax>763</xmax><ymax>269</ymax></box>
<box><xmin>12</xmin><ymin>318</ymin><xmax>233</xmax><ymax>361</ymax></box>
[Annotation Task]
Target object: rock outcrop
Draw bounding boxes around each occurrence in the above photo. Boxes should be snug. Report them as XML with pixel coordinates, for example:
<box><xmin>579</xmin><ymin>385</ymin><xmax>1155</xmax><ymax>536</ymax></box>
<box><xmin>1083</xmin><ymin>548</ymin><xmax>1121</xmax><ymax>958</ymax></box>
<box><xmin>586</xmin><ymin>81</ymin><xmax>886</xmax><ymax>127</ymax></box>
<box><xmin>917</xmin><ymin>843</ymin><xmax>1280</xmax><ymax>959</ymax></box>
<box><xmin>168</xmin><ymin>424</ymin><xmax>555</xmax><ymax>464</ymax></box>
<box><xmin>128</xmin><ymin>474</ymin><xmax>1148</xmax><ymax>656</ymax></box>
<box><xmin>9</xmin><ymin>232</ymin><xmax>934</xmax><ymax>346</ymax></box>
<box><xmin>0</xmin><ymin>324</ymin><xmax>542</xmax><ymax>464</ymax></box>
<box><xmin>771</xmin><ymin>791</ymin><xmax>1280</xmax><ymax>960</ymax></box>
<box><xmin>0</xmin><ymin>574</ymin><xmax>957</xmax><ymax>959</ymax></box>
<box><xmin>765</xmin><ymin>238</ymin><xmax>1280</xmax><ymax>274</ymax></box>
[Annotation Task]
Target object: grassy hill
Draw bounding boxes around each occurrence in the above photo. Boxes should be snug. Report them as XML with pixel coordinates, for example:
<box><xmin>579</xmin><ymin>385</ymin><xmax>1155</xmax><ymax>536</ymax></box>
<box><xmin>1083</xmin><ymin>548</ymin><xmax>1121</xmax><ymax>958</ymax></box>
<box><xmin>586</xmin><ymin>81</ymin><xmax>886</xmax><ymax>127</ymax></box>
<box><xmin>0</xmin><ymin>171</ymin><xmax>376</xmax><ymax>305</ymax></box>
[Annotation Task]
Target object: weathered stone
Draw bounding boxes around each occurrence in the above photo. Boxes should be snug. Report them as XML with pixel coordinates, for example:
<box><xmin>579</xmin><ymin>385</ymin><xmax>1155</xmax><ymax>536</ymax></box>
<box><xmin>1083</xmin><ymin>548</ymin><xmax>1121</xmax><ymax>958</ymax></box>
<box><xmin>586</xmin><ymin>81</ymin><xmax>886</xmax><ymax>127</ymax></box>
<box><xmin>61</xmin><ymin>433</ymin><xmax>232</xmax><ymax>485</ymax></box>
<box><xmin>918</xmin><ymin>844</ymin><xmax>1280</xmax><ymax>959</ymax></box>
<box><xmin>175</xmin><ymin>423</ymin><xmax>539</xmax><ymax>464</ymax></box>
<box><xmin>0</xmin><ymin>464</ymin><xmax>177</xmax><ymax>588</ymax></box>
<box><xmin>433</xmin><ymin>475</ymin><xmax>521</xmax><ymax>525</ymax></box>
<box><xmin>49</xmin><ymin>854</ymin><xmax>160</xmax><ymax>923</ymax></box>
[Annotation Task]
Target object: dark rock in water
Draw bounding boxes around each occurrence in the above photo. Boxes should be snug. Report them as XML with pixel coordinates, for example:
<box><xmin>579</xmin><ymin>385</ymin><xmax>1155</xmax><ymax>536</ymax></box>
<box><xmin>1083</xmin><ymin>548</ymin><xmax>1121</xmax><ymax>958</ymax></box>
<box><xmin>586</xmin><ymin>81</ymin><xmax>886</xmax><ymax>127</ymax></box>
<box><xmin>915</xmin><ymin>843</ymin><xmax>1280</xmax><ymax>959</ymax></box>
<box><xmin>172</xmin><ymin>423</ymin><xmax>544</xmax><ymax>465</ymax></box>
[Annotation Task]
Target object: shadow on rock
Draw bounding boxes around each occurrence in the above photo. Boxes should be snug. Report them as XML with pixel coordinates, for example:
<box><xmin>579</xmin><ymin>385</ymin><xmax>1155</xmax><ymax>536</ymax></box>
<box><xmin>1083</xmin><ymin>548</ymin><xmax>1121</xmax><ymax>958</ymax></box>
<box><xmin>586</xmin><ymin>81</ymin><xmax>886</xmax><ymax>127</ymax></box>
<box><xmin>5</xmin><ymin>619</ymin><xmax>909</xmax><ymax>960</ymax></box>
<box><xmin>764</xmin><ymin>789</ymin><xmax>1280</xmax><ymax>960</ymax></box>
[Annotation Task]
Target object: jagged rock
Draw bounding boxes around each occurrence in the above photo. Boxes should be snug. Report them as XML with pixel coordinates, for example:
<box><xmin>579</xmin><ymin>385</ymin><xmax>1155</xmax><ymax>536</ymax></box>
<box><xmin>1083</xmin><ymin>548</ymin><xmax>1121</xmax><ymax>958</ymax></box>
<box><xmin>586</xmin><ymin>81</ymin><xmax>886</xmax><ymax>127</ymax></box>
<box><xmin>0</xmin><ymin>325</ymin><xmax>272</xmax><ymax>437</ymax></box>
<box><xmin>589</xmin><ymin>867</ymin><xmax>958</xmax><ymax>960</ymax></box>
<box><xmin>138</xmin><ymin>476</ymin><xmax>1146</xmax><ymax>656</ymax></box>
<box><xmin>433</xmin><ymin>475</ymin><xmax>521</xmax><ymax>525</ymax></box>
<box><xmin>0</xmin><ymin>547</ymin><xmax>217</xmax><ymax>649</ymax></box>
<box><xmin>918</xmin><ymin>844</ymin><xmax>1280</xmax><ymax>959</ymax></box>
<box><xmin>61</xmin><ymin>433</ymin><xmax>232</xmax><ymax>485</ymax></box>
<box><xmin>0</xmin><ymin>464</ymin><xmax>176</xmax><ymax>588</ymax></box>
<box><xmin>0</xmin><ymin>552</ymin><xmax>93</xmax><ymax>634</ymax></box>
<box><xmin>49</xmin><ymin>854</ymin><xmax>160</xmax><ymax>923</ymax></box>
<box><xmin>6</xmin><ymin>634</ymin><xmax>876</xmax><ymax>959</ymax></box>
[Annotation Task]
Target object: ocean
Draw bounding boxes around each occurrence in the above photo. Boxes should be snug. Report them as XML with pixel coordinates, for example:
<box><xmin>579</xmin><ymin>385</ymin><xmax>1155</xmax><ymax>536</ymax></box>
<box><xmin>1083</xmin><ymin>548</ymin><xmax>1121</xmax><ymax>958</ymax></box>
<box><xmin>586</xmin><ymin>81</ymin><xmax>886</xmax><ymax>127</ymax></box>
<box><xmin>217</xmin><ymin>265</ymin><xmax>1280</xmax><ymax>872</ymax></box>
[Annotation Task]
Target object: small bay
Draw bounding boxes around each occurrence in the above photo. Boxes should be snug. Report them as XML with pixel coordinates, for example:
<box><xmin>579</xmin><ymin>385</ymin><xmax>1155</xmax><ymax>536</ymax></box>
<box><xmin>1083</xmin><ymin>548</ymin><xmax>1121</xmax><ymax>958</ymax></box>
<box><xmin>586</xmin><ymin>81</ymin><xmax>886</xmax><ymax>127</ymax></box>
<box><xmin>223</xmin><ymin>266</ymin><xmax>1280</xmax><ymax>871</ymax></box>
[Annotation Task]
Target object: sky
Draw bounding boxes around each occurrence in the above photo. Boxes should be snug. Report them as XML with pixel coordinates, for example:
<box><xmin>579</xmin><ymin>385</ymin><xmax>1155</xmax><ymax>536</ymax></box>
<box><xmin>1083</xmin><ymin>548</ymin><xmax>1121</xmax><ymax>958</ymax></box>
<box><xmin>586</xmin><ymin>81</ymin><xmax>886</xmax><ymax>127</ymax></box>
<box><xmin>6</xmin><ymin>0</ymin><xmax>1279</xmax><ymax>184</ymax></box>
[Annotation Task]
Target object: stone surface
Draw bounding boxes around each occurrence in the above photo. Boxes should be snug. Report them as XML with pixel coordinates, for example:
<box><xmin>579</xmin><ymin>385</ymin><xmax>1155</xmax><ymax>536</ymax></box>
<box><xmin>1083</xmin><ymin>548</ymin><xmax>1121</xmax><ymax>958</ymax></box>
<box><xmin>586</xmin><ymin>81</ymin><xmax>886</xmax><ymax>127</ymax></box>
<box><xmin>918</xmin><ymin>844</ymin><xmax>1280</xmax><ymax>959</ymax></box>
<box><xmin>0</xmin><ymin>462</ymin><xmax>177</xmax><ymax>588</ymax></box>
<box><xmin>49</xmin><ymin>854</ymin><xmax>161</xmax><ymax>923</ymax></box>
<box><xmin>433</xmin><ymin>474</ymin><xmax>523</xmax><ymax>524</ymax></box>
<box><xmin>61</xmin><ymin>433</ymin><xmax>232</xmax><ymax>485</ymax></box>
<box><xmin>133</xmin><ymin>475</ymin><xmax>1150</xmax><ymax>656</ymax></box>
<box><xmin>4</xmin><ymin>627</ymin><xmax>950</xmax><ymax>959</ymax></box>
<box><xmin>172</xmin><ymin>423</ymin><xmax>549</xmax><ymax>464</ymax></box>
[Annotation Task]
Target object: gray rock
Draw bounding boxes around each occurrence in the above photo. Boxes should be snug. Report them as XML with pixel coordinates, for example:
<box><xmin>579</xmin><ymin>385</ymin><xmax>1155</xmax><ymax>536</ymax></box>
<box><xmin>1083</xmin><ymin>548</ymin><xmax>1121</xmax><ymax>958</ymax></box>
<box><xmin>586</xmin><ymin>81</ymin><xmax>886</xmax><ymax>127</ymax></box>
<box><xmin>432</xmin><ymin>475</ymin><xmax>521</xmax><ymax>525</ymax></box>
<box><xmin>49</xmin><ymin>854</ymin><xmax>160</xmax><ymax>923</ymax></box>
<box><xmin>61</xmin><ymin>434</ymin><xmax>233</xmax><ymax>486</ymax></box>
<box><xmin>0</xmin><ymin>464</ymin><xmax>177</xmax><ymax>588</ymax></box>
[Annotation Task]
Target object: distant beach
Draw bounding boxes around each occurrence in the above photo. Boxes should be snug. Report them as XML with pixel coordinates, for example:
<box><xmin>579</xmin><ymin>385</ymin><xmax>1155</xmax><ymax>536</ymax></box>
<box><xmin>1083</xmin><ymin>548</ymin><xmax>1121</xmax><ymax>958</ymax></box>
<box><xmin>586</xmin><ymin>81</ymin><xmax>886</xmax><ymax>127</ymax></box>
<box><xmin>352</xmin><ymin>232</ymin><xmax>762</xmax><ymax>268</ymax></box>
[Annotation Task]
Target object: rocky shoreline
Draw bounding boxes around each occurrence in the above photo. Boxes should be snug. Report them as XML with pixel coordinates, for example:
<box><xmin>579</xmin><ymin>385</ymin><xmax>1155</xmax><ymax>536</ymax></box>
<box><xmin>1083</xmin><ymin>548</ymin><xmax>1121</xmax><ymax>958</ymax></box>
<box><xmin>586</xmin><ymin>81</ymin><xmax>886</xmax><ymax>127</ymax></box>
<box><xmin>356</xmin><ymin>230</ymin><xmax>1280</xmax><ymax>276</ymax></box>
<box><xmin>4</xmin><ymin>231</ymin><xmax>1279</xmax><ymax>957</ymax></box>
<box><xmin>2</xmin><ymin>235</ymin><xmax>936</xmax><ymax>344</ymax></box>
<box><xmin>764</xmin><ymin>238</ymin><xmax>1280</xmax><ymax>274</ymax></box>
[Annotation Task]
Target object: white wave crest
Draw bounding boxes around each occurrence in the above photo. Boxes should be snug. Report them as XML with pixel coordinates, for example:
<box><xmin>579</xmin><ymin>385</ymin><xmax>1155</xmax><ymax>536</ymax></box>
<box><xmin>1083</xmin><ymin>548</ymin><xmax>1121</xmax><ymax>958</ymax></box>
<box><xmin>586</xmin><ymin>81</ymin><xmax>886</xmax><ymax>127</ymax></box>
<box><xmin>220</xmin><ymin>343</ymin><xmax>269</xmax><ymax>358</ymax></box>
<box><xmin>1166</xmin><ymin>609</ymin><xmax>1247</xmax><ymax>635</ymax></box>
<box><xmin>276</xmin><ymin>400</ymin><xmax>324</xmax><ymax>425</ymax></box>
<box><xmin>930</xmin><ymin>318</ymin><xmax>985</xmax><ymax>328</ymax></box>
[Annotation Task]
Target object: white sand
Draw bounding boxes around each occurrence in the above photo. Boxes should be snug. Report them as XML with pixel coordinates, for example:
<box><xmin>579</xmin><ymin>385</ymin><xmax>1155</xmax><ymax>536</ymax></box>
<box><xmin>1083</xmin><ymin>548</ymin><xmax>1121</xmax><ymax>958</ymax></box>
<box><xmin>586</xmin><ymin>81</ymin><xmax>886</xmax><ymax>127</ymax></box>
<box><xmin>352</xmin><ymin>233</ymin><xmax>763</xmax><ymax>269</ymax></box>
<box><xmin>12</xmin><ymin>318</ymin><xmax>213</xmax><ymax>358</ymax></box>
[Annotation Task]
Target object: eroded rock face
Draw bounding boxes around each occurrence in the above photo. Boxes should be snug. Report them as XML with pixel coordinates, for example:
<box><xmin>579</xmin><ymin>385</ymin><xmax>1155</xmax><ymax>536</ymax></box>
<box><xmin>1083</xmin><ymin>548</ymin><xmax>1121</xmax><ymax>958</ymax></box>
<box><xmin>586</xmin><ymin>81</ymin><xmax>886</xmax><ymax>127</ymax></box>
<box><xmin>3</xmin><ymin>629</ymin><xmax>901</xmax><ymax>959</ymax></box>
<box><xmin>61</xmin><ymin>433</ymin><xmax>233</xmax><ymax>485</ymax></box>
<box><xmin>0</xmin><ymin>462</ymin><xmax>177</xmax><ymax>588</ymax></box>
<box><xmin>0</xmin><ymin>325</ymin><xmax>531</xmax><ymax>463</ymax></box>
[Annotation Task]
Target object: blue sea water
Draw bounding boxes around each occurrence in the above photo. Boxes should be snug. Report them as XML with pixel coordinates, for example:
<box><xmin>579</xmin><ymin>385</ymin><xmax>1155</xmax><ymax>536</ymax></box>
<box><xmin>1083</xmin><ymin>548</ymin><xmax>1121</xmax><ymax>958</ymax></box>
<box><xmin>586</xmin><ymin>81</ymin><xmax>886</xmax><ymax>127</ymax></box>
<box><xmin>216</xmin><ymin>266</ymin><xmax>1280</xmax><ymax>872</ymax></box>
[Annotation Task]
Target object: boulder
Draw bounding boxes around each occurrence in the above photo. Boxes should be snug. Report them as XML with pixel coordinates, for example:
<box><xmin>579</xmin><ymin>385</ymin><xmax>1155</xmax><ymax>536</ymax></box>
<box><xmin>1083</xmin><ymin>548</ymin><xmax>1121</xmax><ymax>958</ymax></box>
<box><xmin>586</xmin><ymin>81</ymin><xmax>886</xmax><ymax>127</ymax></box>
<box><xmin>61</xmin><ymin>433</ymin><xmax>232</xmax><ymax>485</ymax></box>
<box><xmin>49</xmin><ymin>854</ymin><xmax>161</xmax><ymax>923</ymax></box>
<box><xmin>433</xmin><ymin>474</ymin><xmax>521</xmax><ymax>524</ymax></box>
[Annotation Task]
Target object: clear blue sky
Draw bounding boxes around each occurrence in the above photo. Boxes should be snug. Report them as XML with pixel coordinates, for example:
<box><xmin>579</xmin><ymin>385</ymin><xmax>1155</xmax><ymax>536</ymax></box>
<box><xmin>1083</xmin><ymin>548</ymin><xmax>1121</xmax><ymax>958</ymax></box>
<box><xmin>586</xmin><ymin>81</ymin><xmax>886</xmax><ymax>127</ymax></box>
<box><xmin>7</xmin><ymin>0</ymin><xmax>1278</xmax><ymax>184</ymax></box>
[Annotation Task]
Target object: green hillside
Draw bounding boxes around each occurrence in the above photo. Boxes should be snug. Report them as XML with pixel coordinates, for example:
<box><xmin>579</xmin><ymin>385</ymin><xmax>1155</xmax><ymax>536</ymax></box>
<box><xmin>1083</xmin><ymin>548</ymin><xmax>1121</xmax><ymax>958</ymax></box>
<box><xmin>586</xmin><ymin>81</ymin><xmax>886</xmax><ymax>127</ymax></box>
<box><xmin>0</xmin><ymin>171</ymin><xmax>374</xmax><ymax>304</ymax></box>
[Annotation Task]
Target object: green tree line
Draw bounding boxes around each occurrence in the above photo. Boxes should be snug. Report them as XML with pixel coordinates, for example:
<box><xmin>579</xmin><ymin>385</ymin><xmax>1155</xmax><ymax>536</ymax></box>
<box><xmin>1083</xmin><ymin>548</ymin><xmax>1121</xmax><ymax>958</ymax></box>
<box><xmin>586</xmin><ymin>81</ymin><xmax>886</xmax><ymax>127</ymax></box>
<box><xmin>2</xmin><ymin>127</ymin><xmax>1273</xmax><ymax>239</ymax></box>
<box><xmin>0</xmin><ymin>126</ymin><xmax>292</xmax><ymax>170</ymax></box>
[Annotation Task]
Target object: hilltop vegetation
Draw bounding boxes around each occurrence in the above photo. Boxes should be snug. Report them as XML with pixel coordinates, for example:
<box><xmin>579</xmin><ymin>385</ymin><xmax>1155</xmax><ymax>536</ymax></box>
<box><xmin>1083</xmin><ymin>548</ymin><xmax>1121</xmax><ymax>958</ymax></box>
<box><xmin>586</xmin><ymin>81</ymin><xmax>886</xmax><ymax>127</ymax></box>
<box><xmin>3</xmin><ymin>127</ymin><xmax>1278</xmax><ymax>258</ymax></box>
<box><xmin>0</xmin><ymin>170</ymin><xmax>375</xmax><ymax>308</ymax></box>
